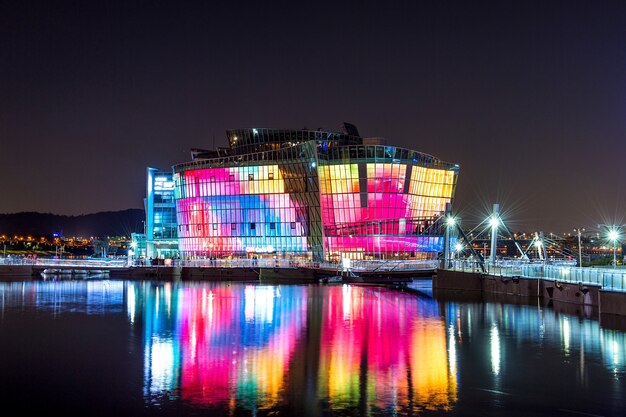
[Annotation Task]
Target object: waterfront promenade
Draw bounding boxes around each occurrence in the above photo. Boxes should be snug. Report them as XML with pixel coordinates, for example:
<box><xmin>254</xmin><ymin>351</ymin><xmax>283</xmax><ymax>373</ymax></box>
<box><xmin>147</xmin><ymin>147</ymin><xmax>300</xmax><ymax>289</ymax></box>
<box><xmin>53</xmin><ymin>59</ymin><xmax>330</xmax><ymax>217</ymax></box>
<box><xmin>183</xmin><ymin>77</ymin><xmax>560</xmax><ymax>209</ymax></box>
<box><xmin>437</xmin><ymin>259</ymin><xmax>626</xmax><ymax>317</ymax></box>
<box><xmin>446</xmin><ymin>259</ymin><xmax>626</xmax><ymax>292</ymax></box>
<box><xmin>0</xmin><ymin>256</ymin><xmax>438</xmax><ymax>282</ymax></box>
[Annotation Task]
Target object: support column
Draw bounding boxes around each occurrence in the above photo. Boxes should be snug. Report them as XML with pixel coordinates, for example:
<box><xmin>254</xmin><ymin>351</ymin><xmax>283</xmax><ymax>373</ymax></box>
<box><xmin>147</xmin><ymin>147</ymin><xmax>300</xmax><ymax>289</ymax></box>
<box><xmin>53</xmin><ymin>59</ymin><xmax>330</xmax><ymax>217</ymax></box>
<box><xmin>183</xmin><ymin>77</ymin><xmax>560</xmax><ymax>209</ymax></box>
<box><xmin>443</xmin><ymin>202</ymin><xmax>453</xmax><ymax>269</ymax></box>
<box><xmin>489</xmin><ymin>203</ymin><xmax>500</xmax><ymax>264</ymax></box>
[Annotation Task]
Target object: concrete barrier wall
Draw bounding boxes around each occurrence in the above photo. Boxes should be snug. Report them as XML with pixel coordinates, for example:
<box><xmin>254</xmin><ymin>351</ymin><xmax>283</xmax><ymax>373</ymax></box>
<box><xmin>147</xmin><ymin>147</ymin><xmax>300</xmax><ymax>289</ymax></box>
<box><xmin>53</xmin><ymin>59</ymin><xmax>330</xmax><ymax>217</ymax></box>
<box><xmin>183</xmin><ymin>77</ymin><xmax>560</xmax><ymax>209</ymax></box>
<box><xmin>434</xmin><ymin>269</ymin><xmax>482</xmax><ymax>291</ymax></box>
<box><xmin>599</xmin><ymin>290</ymin><xmax>626</xmax><ymax>316</ymax></box>
<box><xmin>0</xmin><ymin>265</ymin><xmax>34</xmax><ymax>276</ymax></box>
<box><xmin>482</xmin><ymin>274</ymin><xmax>541</xmax><ymax>297</ymax></box>
<box><xmin>182</xmin><ymin>267</ymin><xmax>258</xmax><ymax>281</ymax></box>
<box><xmin>543</xmin><ymin>281</ymin><xmax>600</xmax><ymax>306</ymax></box>
<box><xmin>436</xmin><ymin>268</ymin><xmax>626</xmax><ymax>316</ymax></box>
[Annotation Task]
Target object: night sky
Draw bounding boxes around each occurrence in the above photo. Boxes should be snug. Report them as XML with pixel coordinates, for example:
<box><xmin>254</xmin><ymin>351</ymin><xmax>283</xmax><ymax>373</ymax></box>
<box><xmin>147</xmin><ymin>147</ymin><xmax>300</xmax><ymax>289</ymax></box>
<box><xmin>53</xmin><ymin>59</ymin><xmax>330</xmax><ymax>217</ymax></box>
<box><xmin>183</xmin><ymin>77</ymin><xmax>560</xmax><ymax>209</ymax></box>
<box><xmin>2</xmin><ymin>1</ymin><xmax>625</xmax><ymax>232</ymax></box>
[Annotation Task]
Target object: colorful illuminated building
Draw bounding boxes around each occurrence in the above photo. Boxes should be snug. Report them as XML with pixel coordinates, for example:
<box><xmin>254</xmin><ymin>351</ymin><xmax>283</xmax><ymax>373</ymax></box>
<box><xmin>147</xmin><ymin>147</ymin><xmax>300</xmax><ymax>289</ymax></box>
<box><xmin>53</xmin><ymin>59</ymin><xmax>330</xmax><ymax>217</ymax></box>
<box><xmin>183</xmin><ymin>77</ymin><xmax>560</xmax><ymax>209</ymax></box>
<box><xmin>170</xmin><ymin>123</ymin><xmax>458</xmax><ymax>261</ymax></box>
<box><xmin>137</xmin><ymin>168</ymin><xmax>180</xmax><ymax>260</ymax></box>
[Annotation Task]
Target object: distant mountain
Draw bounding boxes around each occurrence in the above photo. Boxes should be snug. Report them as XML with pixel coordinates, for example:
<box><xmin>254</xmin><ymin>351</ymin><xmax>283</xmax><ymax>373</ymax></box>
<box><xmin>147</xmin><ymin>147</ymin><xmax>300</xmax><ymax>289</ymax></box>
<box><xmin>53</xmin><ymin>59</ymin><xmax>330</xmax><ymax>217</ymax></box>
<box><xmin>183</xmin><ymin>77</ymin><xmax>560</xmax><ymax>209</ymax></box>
<box><xmin>0</xmin><ymin>209</ymin><xmax>145</xmax><ymax>237</ymax></box>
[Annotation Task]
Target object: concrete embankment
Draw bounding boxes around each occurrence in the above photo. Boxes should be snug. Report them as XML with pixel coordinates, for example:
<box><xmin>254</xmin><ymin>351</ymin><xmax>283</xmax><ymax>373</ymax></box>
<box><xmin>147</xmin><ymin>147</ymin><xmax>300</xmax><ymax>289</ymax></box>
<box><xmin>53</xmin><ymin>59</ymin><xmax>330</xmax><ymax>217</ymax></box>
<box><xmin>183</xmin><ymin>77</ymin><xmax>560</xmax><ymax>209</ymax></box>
<box><xmin>105</xmin><ymin>265</ymin><xmax>420</xmax><ymax>283</ymax></box>
<box><xmin>0</xmin><ymin>264</ymin><xmax>34</xmax><ymax>276</ymax></box>
<box><xmin>3</xmin><ymin>263</ymin><xmax>434</xmax><ymax>284</ymax></box>
<box><xmin>109</xmin><ymin>266</ymin><xmax>311</xmax><ymax>282</ymax></box>
<box><xmin>434</xmin><ymin>268</ymin><xmax>626</xmax><ymax>317</ymax></box>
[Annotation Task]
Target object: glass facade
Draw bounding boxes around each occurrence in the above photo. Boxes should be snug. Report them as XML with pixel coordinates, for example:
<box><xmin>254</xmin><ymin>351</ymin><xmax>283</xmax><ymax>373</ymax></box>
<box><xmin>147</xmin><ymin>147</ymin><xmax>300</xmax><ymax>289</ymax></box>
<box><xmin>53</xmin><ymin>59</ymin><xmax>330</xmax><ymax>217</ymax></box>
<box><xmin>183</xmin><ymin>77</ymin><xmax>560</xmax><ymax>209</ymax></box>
<box><xmin>318</xmin><ymin>152</ymin><xmax>456</xmax><ymax>260</ymax></box>
<box><xmin>144</xmin><ymin>168</ymin><xmax>179</xmax><ymax>259</ymax></box>
<box><xmin>172</xmin><ymin>126</ymin><xmax>458</xmax><ymax>261</ymax></box>
<box><xmin>174</xmin><ymin>142</ymin><xmax>323</xmax><ymax>260</ymax></box>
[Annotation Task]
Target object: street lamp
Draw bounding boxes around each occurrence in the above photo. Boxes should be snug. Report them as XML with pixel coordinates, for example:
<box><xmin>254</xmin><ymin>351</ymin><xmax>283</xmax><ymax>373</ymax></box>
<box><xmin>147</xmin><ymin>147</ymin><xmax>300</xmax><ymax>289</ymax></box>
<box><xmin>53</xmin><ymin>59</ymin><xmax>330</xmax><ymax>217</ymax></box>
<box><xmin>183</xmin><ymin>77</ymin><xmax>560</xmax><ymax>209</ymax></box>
<box><xmin>455</xmin><ymin>242</ymin><xmax>464</xmax><ymax>253</ymax></box>
<box><xmin>608</xmin><ymin>228</ymin><xmax>619</xmax><ymax>269</ymax></box>
<box><xmin>573</xmin><ymin>227</ymin><xmax>584</xmax><ymax>267</ymax></box>
<box><xmin>597</xmin><ymin>224</ymin><xmax>624</xmax><ymax>269</ymax></box>
<box><xmin>489</xmin><ymin>214</ymin><xmax>500</xmax><ymax>264</ymax></box>
<box><xmin>446</xmin><ymin>216</ymin><xmax>456</xmax><ymax>227</ymax></box>
<box><xmin>444</xmin><ymin>214</ymin><xmax>457</xmax><ymax>269</ymax></box>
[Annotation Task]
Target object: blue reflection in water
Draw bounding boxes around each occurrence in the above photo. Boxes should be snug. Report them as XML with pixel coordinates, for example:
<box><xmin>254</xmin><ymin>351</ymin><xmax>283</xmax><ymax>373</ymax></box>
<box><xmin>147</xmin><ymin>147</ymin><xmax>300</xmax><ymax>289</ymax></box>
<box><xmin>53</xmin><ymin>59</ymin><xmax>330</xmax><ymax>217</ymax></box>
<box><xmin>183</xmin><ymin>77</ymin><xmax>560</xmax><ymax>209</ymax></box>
<box><xmin>443</xmin><ymin>301</ymin><xmax>626</xmax><ymax>415</ymax></box>
<box><xmin>0</xmin><ymin>280</ymin><xmax>124</xmax><ymax>314</ymax></box>
<box><xmin>0</xmin><ymin>280</ymin><xmax>625</xmax><ymax>416</ymax></box>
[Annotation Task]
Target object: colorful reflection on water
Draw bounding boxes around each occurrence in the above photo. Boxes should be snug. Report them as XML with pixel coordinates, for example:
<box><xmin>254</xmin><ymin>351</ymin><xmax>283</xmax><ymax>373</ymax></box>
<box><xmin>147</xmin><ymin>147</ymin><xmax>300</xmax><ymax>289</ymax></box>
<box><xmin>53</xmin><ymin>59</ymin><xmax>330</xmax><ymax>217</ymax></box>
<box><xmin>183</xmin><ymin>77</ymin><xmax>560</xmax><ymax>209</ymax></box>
<box><xmin>317</xmin><ymin>285</ymin><xmax>456</xmax><ymax>414</ymax></box>
<box><xmin>128</xmin><ymin>282</ymin><xmax>456</xmax><ymax>415</ymax></box>
<box><xmin>0</xmin><ymin>280</ymin><xmax>625</xmax><ymax>415</ymax></box>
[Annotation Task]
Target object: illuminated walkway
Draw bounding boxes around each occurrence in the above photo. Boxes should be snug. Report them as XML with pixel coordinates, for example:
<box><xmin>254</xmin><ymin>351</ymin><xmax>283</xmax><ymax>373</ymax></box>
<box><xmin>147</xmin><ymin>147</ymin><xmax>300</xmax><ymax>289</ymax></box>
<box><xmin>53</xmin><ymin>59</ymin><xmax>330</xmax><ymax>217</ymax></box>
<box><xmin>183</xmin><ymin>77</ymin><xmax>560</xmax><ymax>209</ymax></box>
<box><xmin>0</xmin><ymin>258</ymin><xmax>128</xmax><ymax>270</ymax></box>
<box><xmin>0</xmin><ymin>257</ymin><xmax>438</xmax><ymax>274</ymax></box>
<box><xmin>447</xmin><ymin>259</ymin><xmax>626</xmax><ymax>292</ymax></box>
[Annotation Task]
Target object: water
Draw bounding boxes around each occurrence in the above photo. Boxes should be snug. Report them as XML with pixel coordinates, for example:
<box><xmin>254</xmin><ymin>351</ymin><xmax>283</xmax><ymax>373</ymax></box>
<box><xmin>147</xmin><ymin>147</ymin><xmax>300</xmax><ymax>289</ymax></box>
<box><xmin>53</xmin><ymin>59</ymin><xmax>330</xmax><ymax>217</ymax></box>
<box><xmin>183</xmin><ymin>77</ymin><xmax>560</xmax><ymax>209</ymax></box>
<box><xmin>0</xmin><ymin>278</ymin><xmax>624</xmax><ymax>416</ymax></box>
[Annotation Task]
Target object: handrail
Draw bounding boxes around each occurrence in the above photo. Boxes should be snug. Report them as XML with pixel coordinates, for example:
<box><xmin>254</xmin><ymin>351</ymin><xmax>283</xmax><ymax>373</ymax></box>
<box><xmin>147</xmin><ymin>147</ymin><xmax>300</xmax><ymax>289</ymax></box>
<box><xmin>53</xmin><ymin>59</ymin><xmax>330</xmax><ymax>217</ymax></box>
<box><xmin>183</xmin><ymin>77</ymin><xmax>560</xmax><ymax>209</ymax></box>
<box><xmin>445</xmin><ymin>259</ymin><xmax>626</xmax><ymax>292</ymax></box>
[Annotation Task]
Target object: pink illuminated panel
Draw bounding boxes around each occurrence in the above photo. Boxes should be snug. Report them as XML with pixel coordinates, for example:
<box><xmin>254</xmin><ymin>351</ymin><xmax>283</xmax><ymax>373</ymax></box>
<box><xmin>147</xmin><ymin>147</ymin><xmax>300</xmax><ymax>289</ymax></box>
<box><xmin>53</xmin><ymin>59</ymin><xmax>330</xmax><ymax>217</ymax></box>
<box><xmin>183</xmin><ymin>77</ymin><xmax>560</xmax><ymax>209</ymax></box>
<box><xmin>318</xmin><ymin>162</ymin><xmax>456</xmax><ymax>258</ymax></box>
<box><xmin>174</xmin><ymin>166</ymin><xmax>309</xmax><ymax>256</ymax></box>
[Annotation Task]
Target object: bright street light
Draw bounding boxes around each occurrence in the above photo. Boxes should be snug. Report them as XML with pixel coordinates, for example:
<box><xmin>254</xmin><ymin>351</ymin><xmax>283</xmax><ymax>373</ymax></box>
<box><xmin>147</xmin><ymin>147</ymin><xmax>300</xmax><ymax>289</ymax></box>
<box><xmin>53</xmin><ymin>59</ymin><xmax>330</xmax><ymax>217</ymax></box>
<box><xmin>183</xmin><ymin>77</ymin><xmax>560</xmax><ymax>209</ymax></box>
<box><xmin>599</xmin><ymin>224</ymin><xmax>624</xmax><ymax>269</ymax></box>
<box><xmin>489</xmin><ymin>216</ymin><xmax>500</xmax><ymax>229</ymax></box>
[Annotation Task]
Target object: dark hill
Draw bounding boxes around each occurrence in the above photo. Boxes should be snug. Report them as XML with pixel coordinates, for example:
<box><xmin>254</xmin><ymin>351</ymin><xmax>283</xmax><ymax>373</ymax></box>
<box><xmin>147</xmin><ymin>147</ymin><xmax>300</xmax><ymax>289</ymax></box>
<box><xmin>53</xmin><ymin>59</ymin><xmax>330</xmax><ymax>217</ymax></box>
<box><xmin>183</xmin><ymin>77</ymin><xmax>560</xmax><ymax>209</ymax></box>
<box><xmin>0</xmin><ymin>209</ymin><xmax>145</xmax><ymax>237</ymax></box>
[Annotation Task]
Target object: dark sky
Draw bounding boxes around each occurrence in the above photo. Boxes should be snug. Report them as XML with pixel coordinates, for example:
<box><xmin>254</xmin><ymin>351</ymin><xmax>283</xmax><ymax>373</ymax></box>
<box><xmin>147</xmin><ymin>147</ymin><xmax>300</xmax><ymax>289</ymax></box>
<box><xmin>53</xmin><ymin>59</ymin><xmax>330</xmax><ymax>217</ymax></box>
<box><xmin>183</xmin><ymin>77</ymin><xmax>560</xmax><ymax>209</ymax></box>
<box><xmin>1</xmin><ymin>0</ymin><xmax>625</xmax><ymax>232</ymax></box>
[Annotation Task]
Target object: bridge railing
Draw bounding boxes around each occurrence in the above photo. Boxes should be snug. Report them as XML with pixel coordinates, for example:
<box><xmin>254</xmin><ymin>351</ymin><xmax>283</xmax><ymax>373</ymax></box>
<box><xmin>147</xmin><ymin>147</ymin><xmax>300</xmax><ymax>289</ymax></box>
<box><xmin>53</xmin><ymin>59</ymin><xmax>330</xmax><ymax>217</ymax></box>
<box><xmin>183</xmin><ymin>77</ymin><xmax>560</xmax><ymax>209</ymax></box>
<box><xmin>0</xmin><ymin>257</ymin><xmax>32</xmax><ymax>265</ymax></box>
<box><xmin>543</xmin><ymin>265</ymin><xmax>626</xmax><ymax>292</ymax></box>
<box><xmin>172</xmin><ymin>258</ymin><xmax>313</xmax><ymax>269</ymax></box>
<box><xmin>0</xmin><ymin>257</ymin><xmax>128</xmax><ymax>268</ymax></box>
<box><xmin>34</xmin><ymin>258</ymin><xmax>129</xmax><ymax>268</ymax></box>
<box><xmin>446</xmin><ymin>259</ymin><xmax>626</xmax><ymax>292</ymax></box>
<box><xmin>151</xmin><ymin>258</ymin><xmax>438</xmax><ymax>272</ymax></box>
<box><xmin>350</xmin><ymin>259</ymin><xmax>438</xmax><ymax>272</ymax></box>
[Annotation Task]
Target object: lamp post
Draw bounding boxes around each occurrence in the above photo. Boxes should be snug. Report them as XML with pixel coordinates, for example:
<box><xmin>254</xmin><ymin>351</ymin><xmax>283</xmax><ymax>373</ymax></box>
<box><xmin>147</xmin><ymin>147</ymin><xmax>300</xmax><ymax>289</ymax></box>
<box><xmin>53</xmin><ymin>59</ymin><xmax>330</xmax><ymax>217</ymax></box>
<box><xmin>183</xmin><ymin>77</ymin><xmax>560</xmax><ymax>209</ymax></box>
<box><xmin>445</xmin><ymin>214</ymin><xmax>456</xmax><ymax>269</ymax></box>
<box><xmin>573</xmin><ymin>227</ymin><xmax>584</xmax><ymax>267</ymax></box>
<box><xmin>488</xmin><ymin>203</ymin><xmax>500</xmax><ymax>266</ymax></box>
<box><xmin>608</xmin><ymin>228</ymin><xmax>619</xmax><ymax>269</ymax></box>
<box><xmin>455</xmin><ymin>242</ymin><xmax>464</xmax><ymax>265</ymax></box>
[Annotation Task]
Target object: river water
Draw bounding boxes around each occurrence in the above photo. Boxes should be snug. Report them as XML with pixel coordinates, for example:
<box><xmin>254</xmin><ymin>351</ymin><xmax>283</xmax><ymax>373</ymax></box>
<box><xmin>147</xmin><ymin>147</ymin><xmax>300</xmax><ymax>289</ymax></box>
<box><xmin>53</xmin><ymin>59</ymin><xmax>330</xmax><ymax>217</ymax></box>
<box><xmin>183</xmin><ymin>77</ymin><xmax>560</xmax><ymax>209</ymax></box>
<box><xmin>0</xmin><ymin>278</ymin><xmax>624</xmax><ymax>416</ymax></box>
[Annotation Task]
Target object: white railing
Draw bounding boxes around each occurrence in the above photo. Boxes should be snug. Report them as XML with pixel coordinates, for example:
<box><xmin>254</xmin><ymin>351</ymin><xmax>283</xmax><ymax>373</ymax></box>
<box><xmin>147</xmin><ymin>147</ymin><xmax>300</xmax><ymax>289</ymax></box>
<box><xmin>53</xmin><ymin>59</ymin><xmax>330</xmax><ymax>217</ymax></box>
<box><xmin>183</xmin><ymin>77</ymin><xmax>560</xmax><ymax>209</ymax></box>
<box><xmin>140</xmin><ymin>258</ymin><xmax>438</xmax><ymax>272</ymax></box>
<box><xmin>0</xmin><ymin>257</ymin><xmax>128</xmax><ymax>268</ymax></box>
<box><xmin>350</xmin><ymin>259</ymin><xmax>438</xmax><ymax>272</ymax></box>
<box><xmin>543</xmin><ymin>265</ymin><xmax>626</xmax><ymax>292</ymax></box>
<box><xmin>172</xmin><ymin>258</ymin><xmax>316</xmax><ymax>269</ymax></box>
<box><xmin>446</xmin><ymin>259</ymin><xmax>626</xmax><ymax>292</ymax></box>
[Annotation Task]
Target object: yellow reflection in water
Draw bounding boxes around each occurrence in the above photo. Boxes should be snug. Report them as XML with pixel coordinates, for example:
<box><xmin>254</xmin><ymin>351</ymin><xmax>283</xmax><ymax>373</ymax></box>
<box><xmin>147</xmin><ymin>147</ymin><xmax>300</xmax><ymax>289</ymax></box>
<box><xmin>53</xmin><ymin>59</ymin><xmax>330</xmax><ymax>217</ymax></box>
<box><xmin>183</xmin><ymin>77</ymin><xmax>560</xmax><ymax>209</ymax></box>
<box><xmin>319</xmin><ymin>286</ymin><xmax>457</xmax><ymax>413</ymax></box>
<box><xmin>410</xmin><ymin>320</ymin><xmax>458</xmax><ymax>410</ymax></box>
